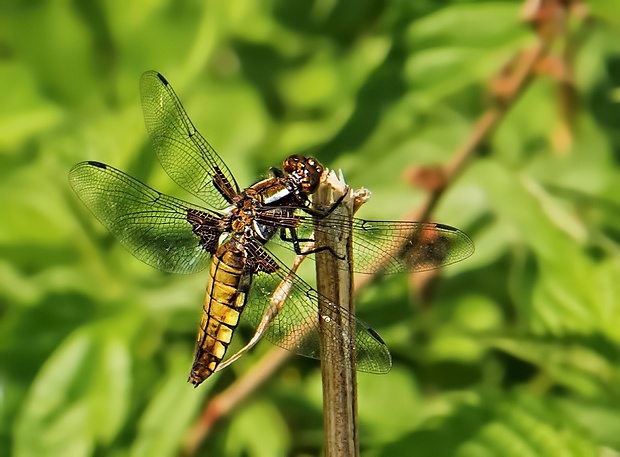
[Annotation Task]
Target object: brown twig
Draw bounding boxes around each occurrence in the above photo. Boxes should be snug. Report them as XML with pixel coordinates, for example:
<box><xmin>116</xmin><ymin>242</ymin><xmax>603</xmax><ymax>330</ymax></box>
<box><xmin>405</xmin><ymin>41</ymin><xmax>549</xmax><ymax>296</ymax></box>
<box><xmin>314</xmin><ymin>172</ymin><xmax>359</xmax><ymax>457</ymax></box>
<box><xmin>184</xmin><ymin>0</ymin><xmax>583</xmax><ymax>451</ymax></box>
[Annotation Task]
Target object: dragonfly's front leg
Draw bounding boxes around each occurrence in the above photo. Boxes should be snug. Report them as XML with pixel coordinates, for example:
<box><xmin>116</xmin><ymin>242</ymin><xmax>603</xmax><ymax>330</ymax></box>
<box><xmin>298</xmin><ymin>187</ymin><xmax>349</xmax><ymax>218</ymax></box>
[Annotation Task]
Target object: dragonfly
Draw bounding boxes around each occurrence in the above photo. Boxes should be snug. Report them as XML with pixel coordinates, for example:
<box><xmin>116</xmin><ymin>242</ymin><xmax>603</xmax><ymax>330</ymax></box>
<box><xmin>69</xmin><ymin>71</ymin><xmax>474</xmax><ymax>387</ymax></box>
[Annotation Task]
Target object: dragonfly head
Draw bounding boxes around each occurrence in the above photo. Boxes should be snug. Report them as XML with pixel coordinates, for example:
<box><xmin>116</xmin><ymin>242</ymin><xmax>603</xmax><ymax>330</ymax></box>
<box><xmin>282</xmin><ymin>154</ymin><xmax>324</xmax><ymax>196</ymax></box>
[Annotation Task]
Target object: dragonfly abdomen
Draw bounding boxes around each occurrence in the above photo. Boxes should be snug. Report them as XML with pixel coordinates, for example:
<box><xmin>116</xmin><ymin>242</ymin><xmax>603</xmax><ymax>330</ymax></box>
<box><xmin>188</xmin><ymin>241</ymin><xmax>250</xmax><ymax>387</ymax></box>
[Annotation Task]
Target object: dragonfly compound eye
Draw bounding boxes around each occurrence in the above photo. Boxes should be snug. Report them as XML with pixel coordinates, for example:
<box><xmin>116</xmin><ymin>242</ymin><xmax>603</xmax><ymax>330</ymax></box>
<box><xmin>306</xmin><ymin>158</ymin><xmax>323</xmax><ymax>176</ymax></box>
<box><xmin>283</xmin><ymin>154</ymin><xmax>302</xmax><ymax>173</ymax></box>
<box><xmin>298</xmin><ymin>157</ymin><xmax>323</xmax><ymax>194</ymax></box>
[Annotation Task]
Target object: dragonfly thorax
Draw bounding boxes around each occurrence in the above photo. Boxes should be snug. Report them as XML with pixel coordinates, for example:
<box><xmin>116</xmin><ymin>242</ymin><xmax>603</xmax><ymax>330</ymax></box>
<box><xmin>227</xmin><ymin>189</ymin><xmax>268</xmax><ymax>241</ymax></box>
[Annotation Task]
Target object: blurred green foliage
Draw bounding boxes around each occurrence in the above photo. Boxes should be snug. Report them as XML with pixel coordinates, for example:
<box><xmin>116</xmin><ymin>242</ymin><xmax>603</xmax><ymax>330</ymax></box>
<box><xmin>2</xmin><ymin>0</ymin><xmax>620</xmax><ymax>456</ymax></box>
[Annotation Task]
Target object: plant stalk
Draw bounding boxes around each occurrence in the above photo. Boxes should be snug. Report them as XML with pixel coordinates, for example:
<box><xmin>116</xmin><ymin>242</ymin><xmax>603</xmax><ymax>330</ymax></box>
<box><xmin>313</xmin><ymin>173</ymin><xmax>359</xmax><ymax>457</ymax></box>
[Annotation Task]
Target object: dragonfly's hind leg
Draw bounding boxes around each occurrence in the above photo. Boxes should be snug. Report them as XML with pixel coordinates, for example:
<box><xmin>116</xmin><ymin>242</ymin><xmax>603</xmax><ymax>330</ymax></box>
<box><xmin>279</xmin><ymin>228</ymin><xmax>346</xmax><ymax>260</ymax></box>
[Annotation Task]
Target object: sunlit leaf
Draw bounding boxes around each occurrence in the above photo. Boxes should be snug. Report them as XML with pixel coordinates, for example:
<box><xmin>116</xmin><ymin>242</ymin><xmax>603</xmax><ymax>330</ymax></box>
<box><xmin>130</xmin><ymin>349</ymin><xmax>210</xmax><ymax>457</ymax></box>
<box><xmin>225</xmin><ymin>401</ymin><xmax>290</xmax><ymax>457</ymax></box>
<box><xmin>13</xmin><ymin>323</ymin><xmax>131</xmax><ymax>457</ymax></box>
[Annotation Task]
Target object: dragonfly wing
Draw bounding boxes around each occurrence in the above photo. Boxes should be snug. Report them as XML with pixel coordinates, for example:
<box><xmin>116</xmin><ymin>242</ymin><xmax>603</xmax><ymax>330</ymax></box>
<box><xmin>69</xmin><ymin>161</ymin><xmax>216</xmax><ymax>274</ymax></box>
<box><xmin>140</xmin><ymin>71</ymin><xmax>240</xmax><ymax>209</ymax></box>
<box><xmin>348</xmin><ymin>219</ymin><xmax>474</xmax><ymax>274</ymax></box>
<box><xmin>240</xmin><ymin>246</ymin><xmax>392</xmax><ymax>374</ymax></box>
<box><xmin>264</xmin><ymin>212</ymin><xmax>474</xmax><ymax>275</ymax></box>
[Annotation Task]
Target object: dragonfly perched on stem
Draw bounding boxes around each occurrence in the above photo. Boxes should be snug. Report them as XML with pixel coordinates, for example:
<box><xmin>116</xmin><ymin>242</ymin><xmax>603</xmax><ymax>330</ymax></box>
<box><xmin>69</xmin><ymin>71</ymin><xmax>474</xmax><ymax>387</ymax></box>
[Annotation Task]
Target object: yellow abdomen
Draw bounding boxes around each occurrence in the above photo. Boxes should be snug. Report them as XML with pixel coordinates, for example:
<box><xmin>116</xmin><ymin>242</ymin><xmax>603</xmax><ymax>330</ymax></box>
<box><xmin>188</xmin><ymin>241</ymin><xmax>248</xmax><ymax>386</ymax></box>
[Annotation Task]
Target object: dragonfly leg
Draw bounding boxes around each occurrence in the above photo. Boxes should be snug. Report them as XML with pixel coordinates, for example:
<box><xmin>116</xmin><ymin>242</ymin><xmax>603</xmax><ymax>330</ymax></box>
<box><xmin>299</xmin><ymin>188</ymin><xmax>348</xmax><ymax>217</ymax></box>
<box><xmin>280</xmin><ymin>227</ymin><xmax>346</xmax><ymax>260</ymax></box>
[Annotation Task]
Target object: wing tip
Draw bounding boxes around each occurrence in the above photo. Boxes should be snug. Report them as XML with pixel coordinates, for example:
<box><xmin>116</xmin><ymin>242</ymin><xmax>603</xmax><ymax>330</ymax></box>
<box><xmin>155</xmin><ymin>71</ymin><xmax>169</xmax><ymax>85</ymax></box>
<box><xmin>435</xmin><ymin>222</ymin><xmax>458</xmax><ymax>231</ymax></box>
<box><xmin>140</xmin><ymin>70</ymin><xmax>169</xmax><ymax>87</ymax></box>
<box><xmin>86</xmin><ymin>160</ymin><xmax>107</xmax><ymax>169</ymax></box>
<box><xmin>68</xmin><ymin>161</ymin><xmax>107</xmax><ymax>183</ymax></box>
<box><xmin>367</xmin><ymin>326</ymin><xmax>386</xmax><ymax>345</ymax></box>
<box><xmin>435</xmin><ymin>222</ymin><xmax>475</xmax><ymax>258</ymax></box>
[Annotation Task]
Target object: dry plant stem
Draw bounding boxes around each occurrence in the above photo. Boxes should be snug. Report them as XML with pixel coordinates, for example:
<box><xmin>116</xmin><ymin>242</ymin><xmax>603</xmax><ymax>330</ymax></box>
<box><xmin>314</xmin><ymin>175</ymin><xmax>359</xmax><ymax>457</ymax></box>
<box><xmin>185</xmin><ymin>3</ymin><xmax>571</xmax><ymax>445</ymax></box>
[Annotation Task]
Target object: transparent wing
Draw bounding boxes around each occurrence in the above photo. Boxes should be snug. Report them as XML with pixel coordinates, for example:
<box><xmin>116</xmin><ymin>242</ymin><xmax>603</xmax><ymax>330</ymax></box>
<box><xmin>140</xmin><ymin>71</ymin><xmax>239</xmax><ymax>209</ymax></box>
<box><xmin>258</xmin><ymin>210</ymin><xmax>475</xmax><ymax>274</ymax></box>
<box><xmin>241</xmin><ymin>245</ymin><xmax>392</xmax><ymax>374</ymax></box>
<box><xmin>69</xmin><ymin>161</ymin><xmax>217</xmax><ymax>274</ymax></box>
<box><xmin>348</xmin><ymin>218</ymin><xmax>474</xmax><ymax>274</ymax></box>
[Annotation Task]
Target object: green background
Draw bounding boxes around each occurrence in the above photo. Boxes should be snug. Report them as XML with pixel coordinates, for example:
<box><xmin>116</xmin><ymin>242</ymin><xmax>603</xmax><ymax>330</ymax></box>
<box><xmin>3</xmin><ymin>0</ymin><xmax>620</xmax><ymax>456</ymax></box>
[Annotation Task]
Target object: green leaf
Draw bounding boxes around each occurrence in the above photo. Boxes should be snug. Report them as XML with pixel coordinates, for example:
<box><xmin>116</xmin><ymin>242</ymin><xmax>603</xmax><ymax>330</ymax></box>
<box><xmin>475</xmin><ymin>160</ymin><xmax>619</xmax><ymax>337</ymax></box>
<box><xmin>224</xmin><ymin>401</ymin><xmax>290</xmax><ymax>457</ymax></box>
<box><xmin>491</xmin><ymin>336</ymin><xmax>620</xmax><ymax>398</ymax></box>
<box><xmin>14</xmin><ymin>322</ymin><xmax>131</xmax><ymax>457</ymax></box>
<box><xmin>130</xmin><ymin>349</ymin><xmax>211</xmax><ymax>457</ymax></box>
<box><xmin>406</xmin><ymin>3</ymin><xmax>524</xmax><ymax>48</ymax></box>
<box><xmin>358</xmin><ymin>367</ymin><xmax>422</xmax><ymax>444</ymax></box>
<box><xmin>378</xmin><ymin>391</ymin><xmax>597</xmax><ymax>457</ymax></box>
<box><xmin>0</xmin><ymin>64</ymin><xmax>63</xmax><ymax>150</ymax></box>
